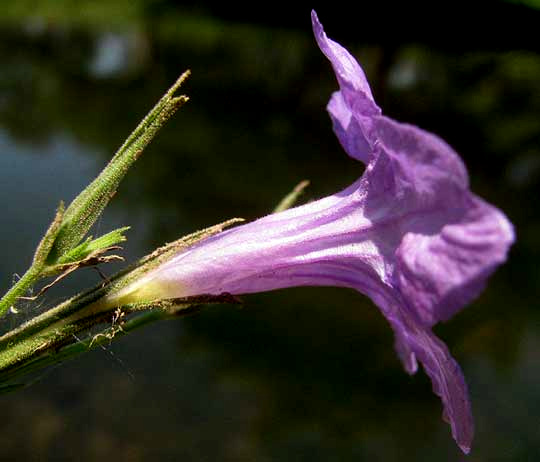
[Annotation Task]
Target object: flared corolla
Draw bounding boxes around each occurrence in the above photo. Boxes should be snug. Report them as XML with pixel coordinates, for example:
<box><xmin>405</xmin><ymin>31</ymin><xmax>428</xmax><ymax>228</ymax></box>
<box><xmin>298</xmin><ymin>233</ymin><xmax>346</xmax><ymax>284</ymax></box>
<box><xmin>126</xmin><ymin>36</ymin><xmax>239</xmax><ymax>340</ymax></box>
<box><xmin>104</xmin><ymin>11</ymin><xmax>514</xmax><ymax>454</ymax></box>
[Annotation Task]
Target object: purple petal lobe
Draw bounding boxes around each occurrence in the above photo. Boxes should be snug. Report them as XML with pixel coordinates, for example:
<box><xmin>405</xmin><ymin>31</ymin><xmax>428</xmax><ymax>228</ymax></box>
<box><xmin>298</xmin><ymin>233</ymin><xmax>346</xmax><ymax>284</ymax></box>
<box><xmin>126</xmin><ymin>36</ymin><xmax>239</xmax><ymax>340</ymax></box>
<box><xmin>328</xmin><ymin>92</ymin><xmax>373</xmax><ymax>163</ymax></box>
<box><xmin>364</xmin><ymin>116</ymin><xmax>515</xmax><ymax>325</ymax></box>
<box><xmin>311</xmin><ymin>10</ymin><xmax>380</xmax><ymax>117</ymax></box>
<box><xmin>398</xmin><ymin>314</ymin><xmax>474</xmax><ymax>454</ymax></box>
<box><xmin>312</xmin><ymin>10</ymin><xmax>381</xmax><ymax>163</ymax></box>
<box><xmin>395</xmin><ymin>195</ymin><xmax>515</xmax><ymax>325</ymax></box>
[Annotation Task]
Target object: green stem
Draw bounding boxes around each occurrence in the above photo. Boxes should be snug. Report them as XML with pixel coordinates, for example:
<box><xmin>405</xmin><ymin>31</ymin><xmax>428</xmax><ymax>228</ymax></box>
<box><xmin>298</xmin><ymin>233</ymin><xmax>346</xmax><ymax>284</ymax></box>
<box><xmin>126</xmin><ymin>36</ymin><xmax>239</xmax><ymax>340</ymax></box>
<box><xmin>0</xmin><ymin>309</ymin><xmax>172</xmax><ymax>387</ymax></box>
<box><xmin>0</xmin><ymin>290</ymin><xmax>238</xmax><ymax>388</ymax></box>
<box><xmin>0</xmin><ymin>266</ymin><xmax>41</xmax><ymax>318</ymax></box>
<box><xmin>0</xmin><ymin>284</ymin><xmax>108</xmax><ymax>351</ymax></box>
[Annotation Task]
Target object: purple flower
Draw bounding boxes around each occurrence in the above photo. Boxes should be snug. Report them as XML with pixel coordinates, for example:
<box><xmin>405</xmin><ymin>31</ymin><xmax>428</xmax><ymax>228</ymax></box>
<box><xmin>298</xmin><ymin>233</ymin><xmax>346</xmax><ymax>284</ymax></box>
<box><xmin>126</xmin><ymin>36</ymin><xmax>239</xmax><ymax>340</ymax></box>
<box><xmin>107</xmin><ymin>11</ymin><xmax>514</xmax><ymax>453</ymax></box>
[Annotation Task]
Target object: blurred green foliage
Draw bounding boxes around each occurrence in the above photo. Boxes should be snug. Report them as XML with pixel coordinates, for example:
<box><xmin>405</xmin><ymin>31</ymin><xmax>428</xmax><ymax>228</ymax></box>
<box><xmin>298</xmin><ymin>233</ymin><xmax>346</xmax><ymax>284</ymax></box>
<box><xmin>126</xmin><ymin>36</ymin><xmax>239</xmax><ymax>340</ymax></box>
<box><xmin>0</xmin><ymin>0</ymin><xmax>146</xmax><ymax>27</ymax></box>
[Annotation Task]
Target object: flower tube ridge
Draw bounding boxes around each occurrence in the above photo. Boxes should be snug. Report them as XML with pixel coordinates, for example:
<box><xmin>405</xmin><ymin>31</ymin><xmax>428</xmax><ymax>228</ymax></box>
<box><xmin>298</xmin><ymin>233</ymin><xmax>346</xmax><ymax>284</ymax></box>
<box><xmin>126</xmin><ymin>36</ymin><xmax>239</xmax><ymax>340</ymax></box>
<box><xmin>105</xmin><ymin>11</ymin><xmax>514</xmax><ymax>454</ymax></box>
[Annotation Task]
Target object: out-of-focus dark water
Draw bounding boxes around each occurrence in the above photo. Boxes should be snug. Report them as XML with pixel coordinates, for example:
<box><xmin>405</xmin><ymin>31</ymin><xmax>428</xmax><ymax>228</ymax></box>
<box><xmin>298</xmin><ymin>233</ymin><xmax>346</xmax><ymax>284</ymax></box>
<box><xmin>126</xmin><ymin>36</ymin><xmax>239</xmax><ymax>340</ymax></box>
<box><xmin>0</xmin><ymin>2</ymin><xmax>539</xmax><ymax>461</ymax></box>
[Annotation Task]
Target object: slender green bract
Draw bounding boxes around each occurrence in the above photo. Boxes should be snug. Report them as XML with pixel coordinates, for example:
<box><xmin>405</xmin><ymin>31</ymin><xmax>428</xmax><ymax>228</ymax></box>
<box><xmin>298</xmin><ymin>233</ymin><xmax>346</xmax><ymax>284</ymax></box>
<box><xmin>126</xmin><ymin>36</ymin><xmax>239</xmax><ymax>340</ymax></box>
<box><xmin>273</xmin><ymin>180</ymin><xmax>310</xmax><ymax>213</ymax></box>
<box><xmin>48</xmin><ymin>71</ymin><xmax>191</xmax><ymax>260</ymax></box>
<box><xmin>0</xmin><ymin>71</ymin><xmax>190</xmax><ymax>319</ymax></box>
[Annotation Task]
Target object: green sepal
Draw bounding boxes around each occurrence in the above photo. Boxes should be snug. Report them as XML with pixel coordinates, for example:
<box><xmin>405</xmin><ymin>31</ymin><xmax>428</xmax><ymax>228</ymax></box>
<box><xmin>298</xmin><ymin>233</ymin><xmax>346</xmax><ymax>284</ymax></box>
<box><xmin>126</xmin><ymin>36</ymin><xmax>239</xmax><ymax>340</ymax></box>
<box><xmin>138</xmin><ymin>218</ymin><xmax>244</xmax><ymax>268</ymax></box>
<box><xmin>55</xmin><ymin>227</ymin><xmax>130</xmax><ymax>266</ymax></box>
<box><xmin>273</xmin><ymin>180</ymin><xmax>310</xmax><ymax>213</ymax></box>
<box><xmin>99</xmin><ymin>218</ymin><xmax>245</xmax><ymax>300</ymax></box>
<box><xmin>47</xmin><ymin>71</ymin><xmax>190</xmax><ymax>262</ymax></box>
<box><xmin>32</xmin><ymin>202</ymin><xmax>65</xmax><ymax>267</ymax></box>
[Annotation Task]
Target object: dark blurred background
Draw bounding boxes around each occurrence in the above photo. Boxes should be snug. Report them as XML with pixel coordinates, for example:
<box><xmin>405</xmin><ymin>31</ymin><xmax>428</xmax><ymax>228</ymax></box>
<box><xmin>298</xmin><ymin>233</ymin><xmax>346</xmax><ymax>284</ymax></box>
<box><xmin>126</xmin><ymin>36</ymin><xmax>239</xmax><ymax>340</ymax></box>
<box><xmin>0</xmin><ymin>1</ymin><xmax>538</xmax><ymax>460</ymax></box>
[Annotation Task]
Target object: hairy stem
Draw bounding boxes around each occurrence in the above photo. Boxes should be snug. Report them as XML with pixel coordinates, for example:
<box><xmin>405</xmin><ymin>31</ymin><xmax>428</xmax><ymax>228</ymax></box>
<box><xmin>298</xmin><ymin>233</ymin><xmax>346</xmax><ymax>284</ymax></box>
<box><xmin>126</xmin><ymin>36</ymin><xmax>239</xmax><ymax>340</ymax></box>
<box><xmin>0</xmin><ymin>267</ymin><xmax>41</xmax><ymax>319</ymax></box>
<box><xmin>0</xmin><ymin>292</ymin><xmax>238</xmax><ymax>388</ymax></box>
<box><xmin>0</xmin><ymin>309</ymin><xmax>169</xmax><ymax>388</ymax></box>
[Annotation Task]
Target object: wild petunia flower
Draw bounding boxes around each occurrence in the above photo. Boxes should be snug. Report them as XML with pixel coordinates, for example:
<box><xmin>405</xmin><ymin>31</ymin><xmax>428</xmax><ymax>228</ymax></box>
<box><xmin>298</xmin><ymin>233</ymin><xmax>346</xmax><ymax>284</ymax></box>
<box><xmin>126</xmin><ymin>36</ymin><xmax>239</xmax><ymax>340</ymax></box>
<box><xmin>103</xmin><ymin>11</ymin><xmax>514</xmax><ymax>453</ymax></box>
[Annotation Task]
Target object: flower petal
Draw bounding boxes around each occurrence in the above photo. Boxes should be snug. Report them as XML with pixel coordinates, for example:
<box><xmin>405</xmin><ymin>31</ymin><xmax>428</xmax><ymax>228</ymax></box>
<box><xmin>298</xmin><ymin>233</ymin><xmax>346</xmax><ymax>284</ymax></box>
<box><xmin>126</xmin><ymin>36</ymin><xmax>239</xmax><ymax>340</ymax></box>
<box><xmin>311</xmin><ymin>10</ymin><xmax>380</xmax><ymax>117</ymax></box>
<box><xmin>312</xmin><ymin>12</ymin><xmax>513</xmax><ymax>452</ymax></box>
<box><xmin>327</xmin><ymin>92</ymin><xmax>373</xmax><ymax>163</ymax></box>
<box><xmin>102</xmin><ymin>12</ymin><xmax>515</xmax><ymax>454</ymax></box>
<box><xmin>362</xmin><ymin>116</ymin><xmax>515</xmax><ymax>325</ymax></box>
<box><xmin>395</xmin><ymin>313</ymin><xmax>474</xmax><ymax>454</ymax></box>
<box><xmin>395</xmin><ymin>194</ymin><xmax>515</xmax><ymax>325</ymax></box>
<box><xmin>312</xmin><ymin>10</ymin><xmax>381</xmax><ymax>163</ymax></box>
